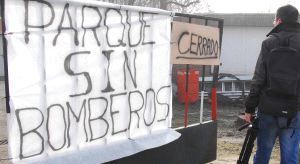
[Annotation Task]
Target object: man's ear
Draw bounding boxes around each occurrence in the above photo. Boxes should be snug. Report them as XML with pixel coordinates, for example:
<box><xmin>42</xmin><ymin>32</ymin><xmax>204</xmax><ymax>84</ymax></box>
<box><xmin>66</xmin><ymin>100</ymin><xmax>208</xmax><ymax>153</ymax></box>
<box><xmin>277</xmin><ymin>18</ymin><xmax>283</xmax><ymax>24</ymax></box>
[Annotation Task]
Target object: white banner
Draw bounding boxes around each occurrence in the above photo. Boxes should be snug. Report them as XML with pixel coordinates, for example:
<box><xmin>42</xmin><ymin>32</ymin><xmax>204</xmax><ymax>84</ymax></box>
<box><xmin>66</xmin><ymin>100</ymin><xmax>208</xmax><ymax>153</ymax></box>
<box><xmin>4</xmin><ymin>0</ymin><xmax>179</xmax><ymax>163</ymax></box>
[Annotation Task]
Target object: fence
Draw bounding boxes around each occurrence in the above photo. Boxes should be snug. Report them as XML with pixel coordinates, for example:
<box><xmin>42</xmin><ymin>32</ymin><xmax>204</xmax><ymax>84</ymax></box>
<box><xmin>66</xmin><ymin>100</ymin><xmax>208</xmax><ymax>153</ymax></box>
<box><xmin>172</xmin><ymin>13</ymin><xmax>224</xmax><ymax>127</ymax></box>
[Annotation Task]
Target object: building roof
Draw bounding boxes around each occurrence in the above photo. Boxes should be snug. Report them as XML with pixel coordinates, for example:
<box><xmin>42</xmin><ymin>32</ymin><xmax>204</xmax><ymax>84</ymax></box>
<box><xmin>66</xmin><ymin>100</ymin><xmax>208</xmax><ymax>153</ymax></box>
<box><xmin>202</xmin><ymin>75</ymin><xmax>253</xmax><ymax>82</ymax></box>
<box><xmin>201</xmin><ymin>13</ymin><xmax>275</xmax><ymax>27</ymax></box>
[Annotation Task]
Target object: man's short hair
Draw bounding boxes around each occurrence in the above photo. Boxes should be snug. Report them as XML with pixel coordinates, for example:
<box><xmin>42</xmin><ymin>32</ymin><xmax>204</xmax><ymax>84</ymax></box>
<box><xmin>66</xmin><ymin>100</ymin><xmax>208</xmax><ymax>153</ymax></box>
<box><xmin>276</xmin><ymin>4</ymin><xmax>299</xmax><ymax>23</ymax></box>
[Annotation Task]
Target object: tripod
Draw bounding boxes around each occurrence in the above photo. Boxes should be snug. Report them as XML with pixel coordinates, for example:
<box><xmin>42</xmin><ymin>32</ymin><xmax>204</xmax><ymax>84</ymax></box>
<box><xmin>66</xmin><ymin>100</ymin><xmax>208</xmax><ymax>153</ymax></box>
<box><xmin>237</xmin><ymin>116</ymin><xmax>259</xmax><ymax>164</ymax></box>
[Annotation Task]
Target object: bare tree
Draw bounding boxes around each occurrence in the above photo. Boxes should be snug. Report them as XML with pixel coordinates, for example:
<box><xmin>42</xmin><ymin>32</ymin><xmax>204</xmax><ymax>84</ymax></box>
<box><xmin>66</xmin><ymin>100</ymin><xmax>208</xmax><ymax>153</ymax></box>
<box><xmin>97</xmin><ymin>0</ymin><xmax>210</xmax><ymax>13</ymax></box>
<box><xmin>166</xmin><ymin>0</ymin><xmax>210</xmax><ymax>13</ymax></box>
<box><xmin>159</xmin><ymin>0</ymin><xmax>168</xmax><ymax>10</ymax></box>
<box><xmin>128</xmin><ymin>0</ymin><xmax>136</xmax><ymax>5</ymax></box>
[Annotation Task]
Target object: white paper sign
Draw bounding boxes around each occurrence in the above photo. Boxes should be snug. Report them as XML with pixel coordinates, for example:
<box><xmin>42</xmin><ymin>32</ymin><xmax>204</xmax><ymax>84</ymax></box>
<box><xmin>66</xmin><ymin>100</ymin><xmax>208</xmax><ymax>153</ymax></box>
<box><xmin>4</xmin><ymin>0</ymin><xmax>179</xmax><ymax>163</ymax></box>
<box><xmin>171</xmin><ymin>21</ymin><xmax>220</xmax><ymax>65</ymax></box>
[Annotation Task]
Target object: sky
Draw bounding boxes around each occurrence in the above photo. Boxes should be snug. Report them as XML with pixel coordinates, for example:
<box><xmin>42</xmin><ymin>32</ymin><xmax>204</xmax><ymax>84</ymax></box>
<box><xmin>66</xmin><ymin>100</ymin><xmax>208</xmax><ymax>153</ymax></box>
<box><xmin>207</xmin><ymin>0</ymin><xmax>300</xmax><ymax>13</ymax></box>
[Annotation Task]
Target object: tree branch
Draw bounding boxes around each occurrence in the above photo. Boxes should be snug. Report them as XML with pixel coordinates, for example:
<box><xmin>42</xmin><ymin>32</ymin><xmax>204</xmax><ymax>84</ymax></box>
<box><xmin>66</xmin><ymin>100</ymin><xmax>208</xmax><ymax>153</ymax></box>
<box><xmin>167</xmin><ymin>0</ymin><xmax>200</xmax><ymax>8</ymax></box>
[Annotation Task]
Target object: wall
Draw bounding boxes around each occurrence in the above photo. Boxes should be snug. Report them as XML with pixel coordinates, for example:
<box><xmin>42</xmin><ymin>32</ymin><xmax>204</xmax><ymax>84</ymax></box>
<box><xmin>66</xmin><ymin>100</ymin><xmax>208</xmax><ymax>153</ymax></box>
<box><xmin>219</xmin><ymin>26</ymin><xmax>271</xmax><ymax>75</ymax></box>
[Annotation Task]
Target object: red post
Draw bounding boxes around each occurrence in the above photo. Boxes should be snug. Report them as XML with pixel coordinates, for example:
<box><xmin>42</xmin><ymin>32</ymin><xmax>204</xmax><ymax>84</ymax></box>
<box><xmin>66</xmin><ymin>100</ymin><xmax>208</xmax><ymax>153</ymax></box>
<box><xmin>211</xmin><ymin>87</ymin><xmax>217</xmax><ymax>121</ymax></box>
<box><xmin>184</xmin><ymin>94</ymin><xmax>189</xmax><ymax>127</ymax></box>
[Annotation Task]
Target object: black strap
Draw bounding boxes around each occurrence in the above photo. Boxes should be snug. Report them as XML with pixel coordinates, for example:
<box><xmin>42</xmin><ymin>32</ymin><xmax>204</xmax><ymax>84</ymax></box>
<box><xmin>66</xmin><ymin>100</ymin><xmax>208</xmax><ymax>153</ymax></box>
<box><xmin>287</xmin><ymin>118</ymin><xmax>292</xmax><ymax>128</ymax></box>
<box><xmin>272</xmin><ymin>34</ymin><xmax>293</xmax><ymax>47</ymax></box>
<box><xmin>275</xmin><ymin>117</ymin><xmax>292</xmax><ymax>129</ymax></box>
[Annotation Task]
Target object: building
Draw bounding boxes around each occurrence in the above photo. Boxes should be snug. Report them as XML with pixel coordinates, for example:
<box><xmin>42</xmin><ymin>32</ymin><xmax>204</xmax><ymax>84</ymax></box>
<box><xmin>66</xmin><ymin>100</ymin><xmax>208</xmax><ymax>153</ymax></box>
<box><xmin>201</xmin><ymin>13</ymin><xmax>275</xmax><ymax>100</ymax></box>
<box><xmin>206</xmin><ymin>13</ymin><xmax>274</xmax><ymax>75</ymax></box>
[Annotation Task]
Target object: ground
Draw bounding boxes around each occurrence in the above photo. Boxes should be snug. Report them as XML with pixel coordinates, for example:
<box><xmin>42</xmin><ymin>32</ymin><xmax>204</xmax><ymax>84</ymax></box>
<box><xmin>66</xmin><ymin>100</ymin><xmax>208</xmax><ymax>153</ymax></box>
<box><xmin>0</xmin><ymin>81</ymin><xmax>9</xmax><ymax>164</ymax></box>
<box><xmin>0</xmin><ymin>82</ymin><xmax>281</xmax><ymax>164</ymax></box>
<box><xmin>172</xmin><ymin>99</ymin><xmax>281</xmax><ymax>164</ymax></box>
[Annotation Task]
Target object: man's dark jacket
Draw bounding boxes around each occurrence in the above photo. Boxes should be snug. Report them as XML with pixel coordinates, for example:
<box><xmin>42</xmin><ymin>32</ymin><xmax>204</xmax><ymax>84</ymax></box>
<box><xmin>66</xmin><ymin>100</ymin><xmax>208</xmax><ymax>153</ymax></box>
<box><xmin>245</xmin><ymin>22</ymin><xmax>300</xmax><ymax>114</ymax></box>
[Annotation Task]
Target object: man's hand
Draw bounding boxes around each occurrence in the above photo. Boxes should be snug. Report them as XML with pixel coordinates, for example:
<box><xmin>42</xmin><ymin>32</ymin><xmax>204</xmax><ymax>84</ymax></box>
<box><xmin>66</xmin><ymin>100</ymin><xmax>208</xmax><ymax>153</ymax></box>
<box><xmin>244</xmin><ymin>113</ymin><xmax>253</xmax><ymax>123</ymax></box>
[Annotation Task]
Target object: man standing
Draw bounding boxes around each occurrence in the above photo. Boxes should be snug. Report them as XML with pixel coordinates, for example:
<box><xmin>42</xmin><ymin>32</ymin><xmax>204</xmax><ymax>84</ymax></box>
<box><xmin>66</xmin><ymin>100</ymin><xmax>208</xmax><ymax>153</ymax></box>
<box><xmin>245</xmin><ymin>4</ymin><xmax>300</xmax><ymax>164</ymax></box>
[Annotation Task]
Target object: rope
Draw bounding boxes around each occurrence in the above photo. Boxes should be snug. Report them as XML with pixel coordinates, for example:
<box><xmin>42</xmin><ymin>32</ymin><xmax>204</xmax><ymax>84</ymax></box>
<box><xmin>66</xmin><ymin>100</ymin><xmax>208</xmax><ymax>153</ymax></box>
<box><xmin>0</xmin><ymin>158</ymin><xmax>12</xmax><ymax>161</ymax></box>
<box><xmin>0</xmin><ymin>139</ymin><xmax>8</xmax><ymax>145</ymax></box>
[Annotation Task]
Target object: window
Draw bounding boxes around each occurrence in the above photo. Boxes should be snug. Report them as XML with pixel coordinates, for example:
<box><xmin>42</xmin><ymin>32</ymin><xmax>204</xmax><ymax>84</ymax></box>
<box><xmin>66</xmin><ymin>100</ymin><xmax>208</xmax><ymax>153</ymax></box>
<box><xmin>224</xmin><ymin>82</ymin><xmax>232</xmax><ymax>91</ymax></box>
<box><xmin>234</xmin><ymin>82</ymin><xmax>243</xmax><ymax>91</ymax></box>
